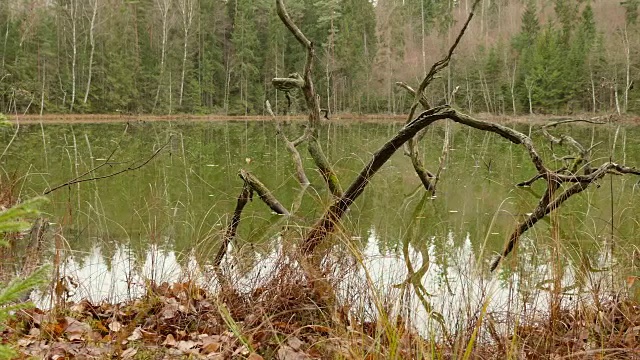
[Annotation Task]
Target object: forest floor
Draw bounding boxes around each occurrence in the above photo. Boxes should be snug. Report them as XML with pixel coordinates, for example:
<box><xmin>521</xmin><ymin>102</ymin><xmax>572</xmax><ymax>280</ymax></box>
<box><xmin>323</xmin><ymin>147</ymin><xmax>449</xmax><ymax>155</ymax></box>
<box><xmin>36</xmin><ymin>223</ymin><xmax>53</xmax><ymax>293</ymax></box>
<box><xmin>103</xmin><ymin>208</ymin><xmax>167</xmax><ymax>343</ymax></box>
<box><xmin>2</xmin><ymin>279</ymin><xmax>640</xmax><ymax>360</ymax></box>
<box><xmin>7</xmin><ymin>112</ymin><xmax>640</xmax><ymax>125</ymax></box>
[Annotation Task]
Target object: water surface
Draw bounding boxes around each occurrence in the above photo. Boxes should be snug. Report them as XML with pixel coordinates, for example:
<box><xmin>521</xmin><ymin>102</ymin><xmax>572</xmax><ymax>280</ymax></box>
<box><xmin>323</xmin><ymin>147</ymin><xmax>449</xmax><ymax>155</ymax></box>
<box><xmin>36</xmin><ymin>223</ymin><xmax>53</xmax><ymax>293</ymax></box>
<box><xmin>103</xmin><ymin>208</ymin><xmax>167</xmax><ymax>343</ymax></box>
<box><xmin>2</xmin><ymin>119</ymin><xmax>639</xmax><ymax>312</ymax></box>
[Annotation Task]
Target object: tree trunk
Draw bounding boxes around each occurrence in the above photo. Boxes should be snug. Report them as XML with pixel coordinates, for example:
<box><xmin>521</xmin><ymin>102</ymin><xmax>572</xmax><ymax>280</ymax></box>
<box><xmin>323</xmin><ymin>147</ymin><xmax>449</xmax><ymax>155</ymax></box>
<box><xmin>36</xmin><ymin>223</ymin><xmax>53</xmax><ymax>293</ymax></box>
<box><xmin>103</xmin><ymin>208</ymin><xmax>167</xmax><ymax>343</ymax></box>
<box><xmin>590</xmin><ymin>66</ymin><xmax>596</xmax><ymax>114</ymax></box>
<box><xmin>83</xmin><ymin>0</ymin><xmax>98</xmax><ymax>104</ymax></box>
<box><xmin>510</xmin><ymin>61</ymin><xmax>517</xmax><ymax>115</ymax></box>
<box><xmin>153</xmin><ymin>0</ymin><xmax>171</xmax><ymax>112</ymax></box>
<box><xmin>178</xmin><ymin>0</ymin><xmax>193</xmax><ymax>107</ymax></box>
<box><xmin>1</xmin><ymin>22</ymin><xmax>8</xmax><ymax>72</ymax></box>
<box><xmin>624</xmin><ymin>28</ymin><xmax>631</xmax><ymax>114</ymax></box>
<box><xmin>69</xmin><ymin>0</ymin><xmax>77</xmax><ymax>112</ymax></box>
<box><xmin>40</xmin><ymin>57</ymin><xmax>46</xmax><ymax>115</ymax></box>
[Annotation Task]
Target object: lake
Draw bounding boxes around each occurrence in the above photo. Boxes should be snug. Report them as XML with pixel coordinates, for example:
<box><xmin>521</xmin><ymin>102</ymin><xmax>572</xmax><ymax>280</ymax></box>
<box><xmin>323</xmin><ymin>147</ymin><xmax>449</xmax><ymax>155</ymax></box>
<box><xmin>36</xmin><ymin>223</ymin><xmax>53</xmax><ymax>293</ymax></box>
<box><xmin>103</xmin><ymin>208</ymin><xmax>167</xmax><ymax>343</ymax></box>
<box><xmin>2</xmin><ymin>119</ymin><xmax>639</xmax><ymax>321</ymax></box>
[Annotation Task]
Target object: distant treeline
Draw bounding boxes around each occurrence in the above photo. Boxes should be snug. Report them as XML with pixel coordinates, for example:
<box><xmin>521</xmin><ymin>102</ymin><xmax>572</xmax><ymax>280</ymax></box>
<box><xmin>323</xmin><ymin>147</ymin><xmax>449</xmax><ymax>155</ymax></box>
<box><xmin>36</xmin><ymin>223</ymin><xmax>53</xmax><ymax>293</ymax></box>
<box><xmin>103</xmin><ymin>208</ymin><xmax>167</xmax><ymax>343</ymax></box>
<box><xmin>0</xmin><ymin>0</ymin><xmax>638</xmax><ymax>116</ymax></box>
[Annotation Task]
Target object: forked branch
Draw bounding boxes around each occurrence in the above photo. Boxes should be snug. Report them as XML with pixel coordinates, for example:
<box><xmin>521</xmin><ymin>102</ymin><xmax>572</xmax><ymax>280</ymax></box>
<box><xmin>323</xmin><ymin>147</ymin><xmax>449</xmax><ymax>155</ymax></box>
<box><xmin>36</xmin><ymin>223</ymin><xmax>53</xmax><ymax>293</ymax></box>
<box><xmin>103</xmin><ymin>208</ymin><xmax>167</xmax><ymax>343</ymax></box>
<box><xmin>396</xmin><ymin>0</ymin><xmax>481</xmax><ymax>195</ymax></box>
<box><xmin>303</xmin><ymin>106</ymin><xmax>545</xmax><ymax>254</ymax></box>
<box><xmin>275</xmin><ymin>0</ymin><xmax>343</xmax><ymax>197</ymax></box>
<box><xmin>213</xmin><ymin>170</ymin><xmax>290</xmax><ymax>270</ymax></box>
<box><xmin>266</xmin><ymin>100</ymin><xmax>310</xmax><ymax>186</ymax></box>
<box><xmin>301</xmin><ymin>107</ymin><xmax>639</xmax><ymax>272</ymax></box>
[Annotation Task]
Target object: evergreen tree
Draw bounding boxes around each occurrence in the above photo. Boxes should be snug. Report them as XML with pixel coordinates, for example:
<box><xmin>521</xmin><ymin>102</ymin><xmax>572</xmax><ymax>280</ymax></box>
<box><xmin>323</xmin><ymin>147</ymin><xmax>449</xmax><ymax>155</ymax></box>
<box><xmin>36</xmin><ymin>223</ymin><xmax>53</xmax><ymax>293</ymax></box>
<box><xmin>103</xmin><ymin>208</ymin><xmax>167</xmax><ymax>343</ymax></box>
<box><xmin>513</xmin><ymin>0</ymin><xmax>540</xmax><ymax>52</ymax></box>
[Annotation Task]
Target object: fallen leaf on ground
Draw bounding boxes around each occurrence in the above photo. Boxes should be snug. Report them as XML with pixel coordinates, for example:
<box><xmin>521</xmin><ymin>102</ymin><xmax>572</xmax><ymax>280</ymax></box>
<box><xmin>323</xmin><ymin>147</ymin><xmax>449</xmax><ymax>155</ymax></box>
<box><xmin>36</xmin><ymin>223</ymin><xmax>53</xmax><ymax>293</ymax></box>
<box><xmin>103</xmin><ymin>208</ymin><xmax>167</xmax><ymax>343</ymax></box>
<box><xmin>108</xmin><ymin>321</ymin><xmax>122</xmax><ymax>332</ymax></box>
<box><xmin>121</xmin><ymin>347</ymin><xmax>137</xmax><ymax>359</ymax></box>
<box><xmin>163</xmin><ymin>333</ymin><xmax>177</xmax><ymax>347</ymax></box>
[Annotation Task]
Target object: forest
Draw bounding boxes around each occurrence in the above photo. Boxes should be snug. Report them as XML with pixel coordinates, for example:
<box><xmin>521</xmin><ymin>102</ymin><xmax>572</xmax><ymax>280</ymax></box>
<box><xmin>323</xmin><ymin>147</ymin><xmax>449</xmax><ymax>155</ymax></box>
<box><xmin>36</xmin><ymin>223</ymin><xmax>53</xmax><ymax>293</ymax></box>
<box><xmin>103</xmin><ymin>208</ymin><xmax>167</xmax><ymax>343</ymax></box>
<box><xmin>0</xmin><ymin>0</ymin><xmax>638</xmax><ymax>116</ymax></box>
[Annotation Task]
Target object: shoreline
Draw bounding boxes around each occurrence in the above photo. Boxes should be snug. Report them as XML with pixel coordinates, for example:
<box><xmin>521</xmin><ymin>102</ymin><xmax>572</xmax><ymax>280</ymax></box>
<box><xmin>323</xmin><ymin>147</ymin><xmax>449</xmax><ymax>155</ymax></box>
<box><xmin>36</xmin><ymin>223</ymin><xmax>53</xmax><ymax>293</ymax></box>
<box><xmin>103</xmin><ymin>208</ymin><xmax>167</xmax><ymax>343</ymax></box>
<box><xmin>7</xmin><ymin>112</ymin><xmax>640</xmax><ymax>125</ymax></box>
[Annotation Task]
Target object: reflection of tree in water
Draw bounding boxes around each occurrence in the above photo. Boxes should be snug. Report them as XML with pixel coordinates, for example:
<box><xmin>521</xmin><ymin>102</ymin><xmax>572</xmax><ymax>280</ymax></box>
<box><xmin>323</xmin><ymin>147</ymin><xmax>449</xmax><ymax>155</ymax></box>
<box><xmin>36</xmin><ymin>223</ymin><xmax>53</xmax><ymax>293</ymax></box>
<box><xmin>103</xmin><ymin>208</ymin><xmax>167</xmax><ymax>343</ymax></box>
<box><xmin>2</xmin><ymin>120</ymin><xmax>640</xmax><ymax>293</ymax></box>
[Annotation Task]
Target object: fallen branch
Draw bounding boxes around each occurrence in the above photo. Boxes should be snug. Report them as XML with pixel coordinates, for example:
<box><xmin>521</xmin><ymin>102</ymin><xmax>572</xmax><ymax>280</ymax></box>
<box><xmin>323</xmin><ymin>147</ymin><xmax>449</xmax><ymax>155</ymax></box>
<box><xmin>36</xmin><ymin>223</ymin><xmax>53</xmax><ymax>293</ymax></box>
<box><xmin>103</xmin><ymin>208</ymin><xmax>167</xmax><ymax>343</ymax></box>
<box><xmin>395</xmin><ymin>0</ymin><xmax>481</xmax><ymax>194</ymax></box>
<box><xmin>213</xmin><ymin>183</ymin><xmax>252</xmax><ymax>270</ymax></box>
<box><xmin>404</xmin><ymin>0</ymin><xmax>482</xmax><ymax>127</ymax></box>
<box><xmin>395</xmin><ymin>82</ymin><xmax>436</xmax><ymax>193</ymax></box>
<box><xmin>541</xmin><ymin>119</ymin><xmax>606</xmax><ymax>175</ymax></box>
<box><xmin>266</xmin><ymin>100</ymin><xmax>310</xmax><ymax>186</ymax></box>
<box><xmin>301</xmin><ymin>107</ymin><xmax>639</xmax><ymax>271</ymax></box>
<box><xmin>213</xmin><ymin>170</ymin><xmax>290</xmax><ymax>274</ymax></box>
<box><xmin>239</xmin><ymin>169</ymin><xmax>289</xmax><ymax>216</ymax></box>
<box><xmin>43</xmin><ymin>137</ymin><xmax>171</xmax><ymax>195</ymax></box>
<box><xmin>276</xmin><ymin>0</ymin><xmax>343</xmax><ymax>197</ymax></box>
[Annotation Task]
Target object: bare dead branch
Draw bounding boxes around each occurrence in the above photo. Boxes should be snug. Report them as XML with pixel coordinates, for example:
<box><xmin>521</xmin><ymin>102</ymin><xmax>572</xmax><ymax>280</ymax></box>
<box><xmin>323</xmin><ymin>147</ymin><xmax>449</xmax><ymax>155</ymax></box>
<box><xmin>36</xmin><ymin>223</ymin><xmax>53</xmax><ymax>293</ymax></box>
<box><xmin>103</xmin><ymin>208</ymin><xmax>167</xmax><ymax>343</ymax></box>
<box><xmin>395</xmin><ymin>82</ymin><xmax>430</xmax><ymax>109</ymax></box>
<box><xmin>276</xmin><ymin>0</ymin><xmax>342</xmax><ymax>197</ymax></box>
<box><xmin>213</xmin><ymin>183</ymin><xmax>252</xmax><ymax>269</ymax></box>
<box><xmin>213</xmin><ymin>169</ymin><xmax>292</xmax><ymax>273</ymax></box>
<box><xmin>303</xmin><ymin>106</ymin><xmax>547</xmax><ymax>254</ymax></box>
<box><xmin>275</xmin><ymin>0</ymin><xmax>310</xmax><ymax>48</ymax></box>
<box><xmin>43</xmin><ymin>137</ymin><xmax>171</xmax><ymax>195</ymax></box>
<box><xmin>272</xmin><ymin>73</ymin><xmax>305</xmax><ymax>91</ymax></box>
<box><xmin>239</xmin><ymin>169</ymin><xmax>289</xmax><ymax>215</ymax></box>
<box><xmin>266</xmin><ymin>100</ymin><xmax>310</xmax><ymax>186</ymax></box>
<box><xmin>302</xmin><ymin>106</ymin><xmax>639</xmax><ymax>269</ymax></box>
<box><xmin>395</xmin><ymin>82</ymin><xmax>437</xmax><ymax>193</ymax></box>
<box><xmin>395</xmin><ymin>0</ymin><xmax>481</xmax><ymax>195</ymax></box>
<box><xmin>405</xmin><ymin>0</ymin><xmax>482</xmax><ymax>125</ymax></box>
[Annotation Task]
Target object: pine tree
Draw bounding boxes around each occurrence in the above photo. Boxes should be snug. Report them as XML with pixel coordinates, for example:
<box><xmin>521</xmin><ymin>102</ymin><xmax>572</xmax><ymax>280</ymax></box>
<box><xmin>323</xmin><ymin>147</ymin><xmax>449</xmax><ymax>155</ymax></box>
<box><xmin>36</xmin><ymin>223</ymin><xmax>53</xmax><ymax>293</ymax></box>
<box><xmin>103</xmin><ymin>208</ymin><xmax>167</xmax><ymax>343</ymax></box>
<box><xmin>228</xmin><ymin>0</ymin><xmax>263</xmax><ymax>114</ymax></box>
<box><xmin>513</xmin><ymin>0</ymin><xmax>540</xmax><ymax>52</ymax></box>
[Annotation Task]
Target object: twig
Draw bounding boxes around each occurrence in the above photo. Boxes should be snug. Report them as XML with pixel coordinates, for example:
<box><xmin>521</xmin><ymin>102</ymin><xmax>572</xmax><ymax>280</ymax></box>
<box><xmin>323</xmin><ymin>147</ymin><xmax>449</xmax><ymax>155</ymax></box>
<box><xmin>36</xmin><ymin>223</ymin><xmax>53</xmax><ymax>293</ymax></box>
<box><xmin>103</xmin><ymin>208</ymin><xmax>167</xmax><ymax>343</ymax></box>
<box><xmin>405</xmin><ymin>0</ymin><xmax>482</xmax><ymax>126</ymax></box>
<box><xmin>43</xmin><ymin>137</ymin><xmax>171</xmax><ymax>195</ymax></box>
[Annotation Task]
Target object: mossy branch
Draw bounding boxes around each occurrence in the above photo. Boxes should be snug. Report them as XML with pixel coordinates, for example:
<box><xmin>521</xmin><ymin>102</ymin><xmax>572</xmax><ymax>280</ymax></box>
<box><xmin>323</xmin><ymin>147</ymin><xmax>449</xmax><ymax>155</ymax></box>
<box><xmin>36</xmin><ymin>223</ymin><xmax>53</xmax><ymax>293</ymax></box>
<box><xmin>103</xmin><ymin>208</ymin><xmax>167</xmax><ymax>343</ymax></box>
<box><xmin>301</xmin><ymin>107</ymin><xmax>639</xmax><ymax>271</ymax></box>
<box><xmin>275</xmin><ymin>0</ymin><xmax>342</xmax><ymax>197</ymax></box>
<box><xmin>266</xmin><ymin>101</ymin><xmax>310</xmax><ymax>186</ymax></box>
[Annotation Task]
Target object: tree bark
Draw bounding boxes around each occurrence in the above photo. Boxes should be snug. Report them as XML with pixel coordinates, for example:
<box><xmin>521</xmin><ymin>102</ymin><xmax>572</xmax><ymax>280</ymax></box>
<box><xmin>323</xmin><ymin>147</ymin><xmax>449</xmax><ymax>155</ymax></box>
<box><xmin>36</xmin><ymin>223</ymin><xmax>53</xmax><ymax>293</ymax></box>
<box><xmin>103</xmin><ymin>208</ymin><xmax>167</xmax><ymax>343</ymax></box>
<box><xmin>276</xmin><ymin>0</ymin><xmax>343</xmax><ymax>198</ymax></box>
<box><xmin>83</xmin><ymin>0</ymin><xmax>98</xmax><ymax>104</ymax></box>
<box><xmin>239</xmin><ymin>170</ymin><xmax>289</xmax><ymax>215</ymax></box>
<box><xmin>178</xmin><ymin>0</ymin><xmax>194</xmax><ymax>107</ymax></box>
<box><xmin>153</xmin><ymin>0</ymin><xmax>171</xmax><ymax>112</ymax></box>
<box><xmin>266</xmin><ymin>100</ymin><xmax>310</xmax><ymax>186</ymax></box>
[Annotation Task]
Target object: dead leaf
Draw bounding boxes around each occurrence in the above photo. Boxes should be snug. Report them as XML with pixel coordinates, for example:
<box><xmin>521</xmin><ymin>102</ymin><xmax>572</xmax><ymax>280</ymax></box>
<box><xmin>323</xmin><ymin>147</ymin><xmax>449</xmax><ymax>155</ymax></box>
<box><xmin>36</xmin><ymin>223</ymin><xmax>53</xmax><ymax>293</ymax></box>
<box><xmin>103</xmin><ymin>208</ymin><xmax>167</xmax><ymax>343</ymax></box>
<box><xmin>127</xmin><ymin>327</ymin><xmax>143</xmax><ymax>341</ymax></box>
<box><xmin>162</xmin><ymin>302</ymin><xmax>179</xmax><ymax>320</ymax></box>
<box><xmin>247</xmin><ymin>353</ymin><xmax>264</xmax><ymax>360</ymax></box>
<box><xmin>287</xmin><ymin>336</ymin><xmax>304</xmax><ymax>351</ymax></box>
<box><xmin>233</xmin><ymin>345</ymin><xmax>250</xmax><ymax>356</ymax></box>
<box><xmin>121</xmin><ymin>347</ymin><xmax>138</xmax><ymax>359</ymax></box>
<box><xmin>163</xmin><ymin>334</ymin><xmax>177</xmax><ymax>347</ymax></box>
<box><xmin>277</xmin><ymin>345</ymin><xmax>311</xmax><ymax>360</ymax></box>
<box><xmin>177</xmin><ymin>340</ymin><xmax>197</xmax><ymax>352</ymax></box>
<box><xmin>17</xmin><ymin>338</ymin><xmax>35</xmax><ymax>347</ymax></box>
<box><xmin>108</xmin><ymin>321</ymin><xmax>122</xmax><ymax>332</ymax></box>
<box><xmin>201</xmin><ymin>340</ymin><xmax>221</xmax><ymax>354</ymax></box>
<box><xmin>64</xmin><ymin>317</ymin><xmax>91</xmax><ymax>341</ymax></box>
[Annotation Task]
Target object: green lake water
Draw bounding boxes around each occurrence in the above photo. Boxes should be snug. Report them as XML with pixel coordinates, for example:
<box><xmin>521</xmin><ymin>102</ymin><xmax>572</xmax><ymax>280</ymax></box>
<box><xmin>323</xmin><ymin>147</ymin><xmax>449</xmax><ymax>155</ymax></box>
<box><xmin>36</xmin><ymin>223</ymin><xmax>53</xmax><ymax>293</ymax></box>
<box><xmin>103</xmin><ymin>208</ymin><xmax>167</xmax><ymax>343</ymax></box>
<box><xmin>2</xmin><ymin>119</ymin><xmax>639</xmax><ymax>313</ymax></box>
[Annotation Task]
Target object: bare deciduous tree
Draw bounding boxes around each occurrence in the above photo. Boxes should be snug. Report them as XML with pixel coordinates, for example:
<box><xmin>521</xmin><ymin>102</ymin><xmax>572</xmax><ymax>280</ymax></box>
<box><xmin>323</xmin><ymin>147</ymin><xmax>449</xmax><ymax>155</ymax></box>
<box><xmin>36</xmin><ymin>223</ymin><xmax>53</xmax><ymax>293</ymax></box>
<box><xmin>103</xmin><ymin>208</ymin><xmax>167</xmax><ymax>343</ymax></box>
<box><xmin>178</xmin><ymin>0</ymin><xmax>195</xmax><ymax>107</ymax></box>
